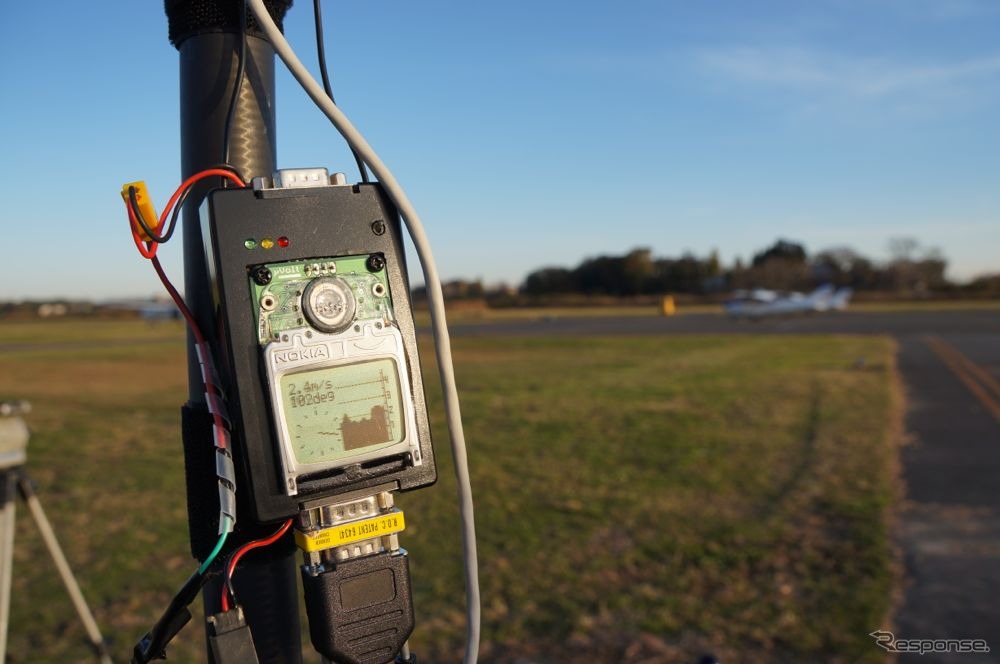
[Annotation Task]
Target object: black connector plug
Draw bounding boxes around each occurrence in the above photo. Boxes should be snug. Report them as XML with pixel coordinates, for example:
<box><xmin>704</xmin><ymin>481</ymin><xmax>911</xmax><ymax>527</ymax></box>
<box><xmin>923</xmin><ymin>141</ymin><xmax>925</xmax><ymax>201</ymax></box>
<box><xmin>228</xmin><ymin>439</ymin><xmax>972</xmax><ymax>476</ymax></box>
<box><xmin>207</xmin><ymin>605</ymin><xmax>260</xmax><ymax>664</ymax></box>
<box><xmin>303</xmin><ymin>551</ymin><xmax>414</xmax><ymax>664</ymax></box>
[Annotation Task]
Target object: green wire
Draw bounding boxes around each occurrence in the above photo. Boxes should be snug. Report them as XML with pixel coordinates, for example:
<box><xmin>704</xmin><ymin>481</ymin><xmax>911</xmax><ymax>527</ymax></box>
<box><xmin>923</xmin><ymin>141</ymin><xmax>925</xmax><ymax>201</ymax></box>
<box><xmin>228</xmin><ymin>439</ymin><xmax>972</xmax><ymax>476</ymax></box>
<box><xmin>197</xmin><ymin>518</ymin><xmax>232</xmax><ymax>575</ymax></box>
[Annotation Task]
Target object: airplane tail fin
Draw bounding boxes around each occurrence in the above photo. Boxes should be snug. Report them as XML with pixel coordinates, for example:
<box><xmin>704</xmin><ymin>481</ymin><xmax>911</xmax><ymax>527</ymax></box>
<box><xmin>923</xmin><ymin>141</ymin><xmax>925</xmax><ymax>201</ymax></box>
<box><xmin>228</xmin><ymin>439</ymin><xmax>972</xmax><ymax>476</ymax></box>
<box><xmin>807</xmin><ymin>284</ymin><xmax>835</xmax><ymax>311</ymax></box>
<box><xmin>831</xmin><ymin>287</ymin><xmax>853</xmax><ymax>310</ymax></box>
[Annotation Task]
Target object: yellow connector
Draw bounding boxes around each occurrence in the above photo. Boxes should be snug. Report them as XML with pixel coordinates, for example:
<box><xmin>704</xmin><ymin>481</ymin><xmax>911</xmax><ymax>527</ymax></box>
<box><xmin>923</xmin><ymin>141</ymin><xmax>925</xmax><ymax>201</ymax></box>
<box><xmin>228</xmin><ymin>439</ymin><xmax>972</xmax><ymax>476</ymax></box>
<box><xmin>120</xmin><ymin>181</ymin><xmax>160</xmax><ymax>241</ymax></box>
<box><xmin>294</xmin><ymin>511</ymin><xmax>406</xmax><ymax>553</ymax></box>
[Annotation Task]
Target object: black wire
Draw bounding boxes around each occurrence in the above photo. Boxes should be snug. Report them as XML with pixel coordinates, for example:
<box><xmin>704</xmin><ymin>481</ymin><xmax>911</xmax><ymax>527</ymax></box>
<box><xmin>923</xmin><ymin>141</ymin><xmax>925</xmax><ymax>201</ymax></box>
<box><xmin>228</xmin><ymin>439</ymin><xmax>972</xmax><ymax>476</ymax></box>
<box><xmin>129</xmin><ymin>164</ymin><xmax>246</xmax><ymax>246</ymax></box>
<box><xmin>313</xmin><ymin>0</ymin><xmax>370</xmax><ymax>183</ymax></box>
<box><xmin>222</xmin><ymin>0</ymin><xmax>248</xmax><ymax>171</ymax></box>
<box><xmin>129</xmin><ymin>187</ymin><xmax>172</xmax><ymax>244</ymax></box>
<box><xmin>132</xmin><ymin>570</ymin><xmax>210</xmax><ymax>663</ymax></box>
<box><xmin>224</xmin><ymin>551</ymin><xmax>239</xmax><ymax>607</ymax></box>
<box><xmin>162</xmin><ymin>164</ymin><xmax>247</xmax><ymax>243</ymax></box>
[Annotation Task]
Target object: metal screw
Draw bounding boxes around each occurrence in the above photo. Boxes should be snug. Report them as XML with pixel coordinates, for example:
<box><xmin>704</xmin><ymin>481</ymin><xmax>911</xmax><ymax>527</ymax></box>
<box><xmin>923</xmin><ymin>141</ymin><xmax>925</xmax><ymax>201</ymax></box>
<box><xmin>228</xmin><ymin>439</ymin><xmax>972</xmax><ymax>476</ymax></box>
<box><xmin>366</xmin><ymin>253</ymin><xmax>386</xmax><ymax>272</ymax></box>
<box><xmin>371</xmin><ymin>219</ymin><xmax>386</xmax><ymax>236</ymax></box>
<box><xmin>251</xmin><ymin>266</ymin><xmax>272</xmax><ymax>285</ymax></box>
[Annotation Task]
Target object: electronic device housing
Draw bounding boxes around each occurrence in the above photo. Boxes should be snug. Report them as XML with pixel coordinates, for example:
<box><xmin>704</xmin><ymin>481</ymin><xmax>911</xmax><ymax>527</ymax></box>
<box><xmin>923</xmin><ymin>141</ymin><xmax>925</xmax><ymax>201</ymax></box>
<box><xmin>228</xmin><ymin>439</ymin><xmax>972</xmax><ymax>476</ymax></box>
<box><xmin>204</xmin><ymin>179</ymin><xmax>436</xmax><ymax>523</ymax></box>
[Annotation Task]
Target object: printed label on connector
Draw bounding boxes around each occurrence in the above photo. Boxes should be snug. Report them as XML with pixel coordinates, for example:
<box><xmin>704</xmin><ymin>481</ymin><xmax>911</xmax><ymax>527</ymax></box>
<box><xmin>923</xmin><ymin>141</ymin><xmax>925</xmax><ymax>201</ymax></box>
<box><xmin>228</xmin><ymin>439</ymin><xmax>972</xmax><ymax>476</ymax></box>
<box><xmin>295</xmin><ymin>511</ymin><xmax>405</xmax><ymax>552</ymax></box>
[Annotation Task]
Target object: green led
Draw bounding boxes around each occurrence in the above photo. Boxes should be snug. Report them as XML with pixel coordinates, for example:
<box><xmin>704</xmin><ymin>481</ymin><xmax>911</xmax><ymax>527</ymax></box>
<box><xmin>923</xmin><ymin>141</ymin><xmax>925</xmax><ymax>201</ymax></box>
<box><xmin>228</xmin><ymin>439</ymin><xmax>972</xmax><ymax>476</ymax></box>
<box><xmin>244</xmin><ymin>239</ymin><xmax>257</xmax><ymax>250</ymax></box>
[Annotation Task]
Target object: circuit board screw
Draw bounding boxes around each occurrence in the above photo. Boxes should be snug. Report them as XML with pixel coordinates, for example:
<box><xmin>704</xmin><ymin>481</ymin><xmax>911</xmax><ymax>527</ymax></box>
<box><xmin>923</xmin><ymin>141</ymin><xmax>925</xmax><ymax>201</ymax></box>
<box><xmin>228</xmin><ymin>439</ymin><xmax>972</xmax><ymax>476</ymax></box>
<box><xmin>371</xmin><ymin>219</ymin><xmax>386</xmax><ymax>236</ymax></box>
<box><xmin>251</xmin><ymin>266</ymin><xmax>272</xmax><ymax>285</ymax></box>
<box><xmin>366</xmin><ymin>253</ymin><xmax>386</xmax><ymax>272</ymax></box>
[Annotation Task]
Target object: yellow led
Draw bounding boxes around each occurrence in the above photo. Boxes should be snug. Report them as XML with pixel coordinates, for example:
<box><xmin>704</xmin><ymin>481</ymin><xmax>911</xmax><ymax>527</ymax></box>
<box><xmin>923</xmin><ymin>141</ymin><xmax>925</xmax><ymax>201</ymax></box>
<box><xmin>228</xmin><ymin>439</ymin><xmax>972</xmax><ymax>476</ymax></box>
<box><xmin>260</xmin><ymin>238</ymin><xmax>275</xmax><ymax>249</ymax></box>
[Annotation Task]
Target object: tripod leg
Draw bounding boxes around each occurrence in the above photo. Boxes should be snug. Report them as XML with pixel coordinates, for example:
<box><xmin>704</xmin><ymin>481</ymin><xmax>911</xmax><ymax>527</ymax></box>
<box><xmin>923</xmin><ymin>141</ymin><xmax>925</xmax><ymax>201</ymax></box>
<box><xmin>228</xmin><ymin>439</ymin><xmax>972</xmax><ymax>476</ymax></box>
<box><xmin>0</xmin><ymin>471</ymin><xmax>18</xmax><ymax>664</ymax></box>
<box><xmin>17</xmin><ymin>474</ymin><xmax>113</xmax><ymax>664</ymax></box>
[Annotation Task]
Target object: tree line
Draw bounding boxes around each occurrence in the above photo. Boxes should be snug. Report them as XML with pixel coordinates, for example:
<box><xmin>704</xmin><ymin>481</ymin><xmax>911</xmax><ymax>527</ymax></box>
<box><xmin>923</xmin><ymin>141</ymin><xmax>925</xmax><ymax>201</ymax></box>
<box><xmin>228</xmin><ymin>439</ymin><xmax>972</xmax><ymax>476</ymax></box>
<box><xmin>518</xmin><ymin>238</ymin><xmax>974</xmax><ymax>296</ymax></box>
<box><xmin>415</xmin><ymin>237</ymin><xmax>998</xmax><ymax>303</ymax></box>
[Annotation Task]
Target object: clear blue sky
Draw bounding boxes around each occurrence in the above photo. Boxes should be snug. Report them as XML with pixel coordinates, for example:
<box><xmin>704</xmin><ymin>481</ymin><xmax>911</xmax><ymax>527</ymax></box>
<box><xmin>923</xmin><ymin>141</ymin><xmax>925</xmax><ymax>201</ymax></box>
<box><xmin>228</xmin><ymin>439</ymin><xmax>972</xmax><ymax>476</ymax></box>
<box><xmin>2</xmin><ymin>0</ymin><xmax>998</xmax><ymax>299</ymax></box>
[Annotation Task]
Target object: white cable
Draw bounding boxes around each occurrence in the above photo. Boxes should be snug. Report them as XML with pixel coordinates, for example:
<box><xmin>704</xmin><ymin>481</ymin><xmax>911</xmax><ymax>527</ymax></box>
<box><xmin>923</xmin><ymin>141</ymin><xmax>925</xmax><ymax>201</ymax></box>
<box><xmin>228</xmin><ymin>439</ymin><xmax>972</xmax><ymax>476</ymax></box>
<box><xmin>245</xmin><ymin>2</ymin><xmax>481</xmax><ymax>662</ymax></box>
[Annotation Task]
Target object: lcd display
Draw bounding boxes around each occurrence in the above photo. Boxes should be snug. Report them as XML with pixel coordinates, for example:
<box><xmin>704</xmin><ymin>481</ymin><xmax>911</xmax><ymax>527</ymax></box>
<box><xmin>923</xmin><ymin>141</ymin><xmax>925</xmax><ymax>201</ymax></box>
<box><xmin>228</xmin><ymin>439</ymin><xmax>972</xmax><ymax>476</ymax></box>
<box><xmin>280</xmin><ymin>357</ymin><xmax>405</xmax><ymax>465</ymax></box>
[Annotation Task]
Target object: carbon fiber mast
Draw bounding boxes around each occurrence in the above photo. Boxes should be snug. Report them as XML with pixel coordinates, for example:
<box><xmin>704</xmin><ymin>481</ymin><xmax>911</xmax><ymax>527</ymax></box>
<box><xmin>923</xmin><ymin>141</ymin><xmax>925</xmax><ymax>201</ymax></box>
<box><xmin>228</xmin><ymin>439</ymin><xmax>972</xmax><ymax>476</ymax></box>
<box><xmin>164</xmin><ymin>2</ymin><xmax>300</xmax><ymax>661</ymax></box>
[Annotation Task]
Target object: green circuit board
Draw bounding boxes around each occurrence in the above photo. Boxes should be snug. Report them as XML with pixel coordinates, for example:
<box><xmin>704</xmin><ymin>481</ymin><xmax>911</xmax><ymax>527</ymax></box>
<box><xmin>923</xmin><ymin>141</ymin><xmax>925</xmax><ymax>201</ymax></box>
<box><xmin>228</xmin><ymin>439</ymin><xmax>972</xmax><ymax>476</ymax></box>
<box><xmin>250</xmin><ymin>256</ymin><xmax>394</xmax><ymax>344</ymax></box>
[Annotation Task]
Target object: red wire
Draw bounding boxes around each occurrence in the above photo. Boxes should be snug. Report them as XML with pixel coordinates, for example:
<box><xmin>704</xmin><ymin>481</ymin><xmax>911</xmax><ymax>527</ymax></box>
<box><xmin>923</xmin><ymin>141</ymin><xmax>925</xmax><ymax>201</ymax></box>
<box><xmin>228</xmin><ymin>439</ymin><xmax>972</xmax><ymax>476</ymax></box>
<box><xmin>123</xmin><ymin>167</ymin><xmax>248</xmax><ymax>451</ymax></box>
<box><xmin>150</xmin><ymin>257</ymin><xmax>227</xmax><ymax>454</ymax></box>
<box><xmin>221</xmin><ymin>519</ymin><xmax>294</xmax><ymax>612</ymax></box>
<box><xmin>158</xmin><ymin>169</ymin><xmax>245</xmax><ymax>231</ymax></box>
<box><xmin>124</xmin><ymin>168</ymin><xmax>249</xmax><ymax>581</ymax></box>
<box><xmin>126</xmin><ymin>203</ymin><xmax>157</xmax><ymax>259</ymax></box>
<box><xmin>150</xmin><ymin>257</ymin><xmax>201</xmax><ymax>341</ymax></box>
<box><xmin>124</xmin><ymin>168</ymin><xmax>245</xmax><ymax>260</ymax></box>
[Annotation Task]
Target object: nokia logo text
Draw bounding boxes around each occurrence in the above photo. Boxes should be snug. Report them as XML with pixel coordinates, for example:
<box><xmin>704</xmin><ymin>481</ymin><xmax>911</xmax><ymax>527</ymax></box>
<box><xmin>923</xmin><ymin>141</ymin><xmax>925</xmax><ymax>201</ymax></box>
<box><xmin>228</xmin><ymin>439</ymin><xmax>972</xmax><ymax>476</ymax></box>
<box><xmin>274</xmin><ymin>347</ymin><xmax>329</xmax><ymax>363</ymax></box>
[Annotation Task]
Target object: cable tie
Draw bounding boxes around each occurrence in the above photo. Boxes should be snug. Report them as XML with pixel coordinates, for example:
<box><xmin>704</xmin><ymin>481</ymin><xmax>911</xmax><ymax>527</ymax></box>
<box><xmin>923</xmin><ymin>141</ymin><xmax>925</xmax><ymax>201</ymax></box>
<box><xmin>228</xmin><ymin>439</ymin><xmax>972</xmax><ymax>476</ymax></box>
<box><xmin>205</xmin><ymin>392</ymin><xmax>220</xmax><ymax>417</ymax></box>
<box><xmin>199</xmin><ymin>346</ymin><xmax>227</xmax><ymax>396</ymax></box>
<box><xmin>205</xmin><ymin>393</ymin><xmax>232</xmax><ymax>428</ymax></box>
<box><xmin>217</xmin><ymin>400</ymin><xmax>232</xmax><ymax>427</ymax></box>
<box><xmin>211</xmin><ymin>423</ymin><xmax>232</xmax><ymax>451</ymax></box>
<box><xmin>196</xmin><ymin>345</ymin><xmax>227</xmax><ymax>399</ymax></box>
<box><xmin>218</xmin><ymin>485</ymin><xmax>237</xmax><ymax>530</ymax></box>
<box><xmin>215</xmin><ymin>447</ymin><xmax>237</xmax><ymax>485</ymax></box>
<box><xmin>218</xmin><ymin>514</ymin><xmax>235</xmax><ymax>536</ymax></box>
<box><xmin>205</xmin><ymin>393</ymin><xmax>233</xmax><ymax>429</ymax></box>
<box><xmin>195</xmin><ymin>343</ymin><xmax>209</xmax><ymax>372</ymax></box>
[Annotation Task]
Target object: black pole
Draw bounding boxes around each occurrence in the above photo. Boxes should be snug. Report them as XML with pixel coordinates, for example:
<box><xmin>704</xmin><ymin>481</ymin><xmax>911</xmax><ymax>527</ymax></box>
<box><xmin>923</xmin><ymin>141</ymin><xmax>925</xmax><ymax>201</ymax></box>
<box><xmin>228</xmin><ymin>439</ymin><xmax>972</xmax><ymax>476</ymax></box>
<box><xmin>164</xmin><ymin>2</ymin><xmax>300</xmax><ymax>662</ymax></box>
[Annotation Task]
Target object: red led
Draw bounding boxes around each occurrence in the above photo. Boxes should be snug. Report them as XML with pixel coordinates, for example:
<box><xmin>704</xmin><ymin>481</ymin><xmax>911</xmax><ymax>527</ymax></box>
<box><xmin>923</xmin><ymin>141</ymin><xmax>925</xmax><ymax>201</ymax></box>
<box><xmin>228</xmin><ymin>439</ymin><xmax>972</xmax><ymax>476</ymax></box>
<box><xmin>277</xmin><ymin>236</ymin><xmax>290</xmax><ymax>248</ymax></box>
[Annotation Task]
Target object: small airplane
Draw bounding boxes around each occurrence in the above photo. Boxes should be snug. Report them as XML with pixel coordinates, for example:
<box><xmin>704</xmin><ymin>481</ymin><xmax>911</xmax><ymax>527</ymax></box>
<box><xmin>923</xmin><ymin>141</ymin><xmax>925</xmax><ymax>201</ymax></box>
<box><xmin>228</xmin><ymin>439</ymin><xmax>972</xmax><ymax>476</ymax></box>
<box><xmin>723</xmin><ymin>284</ymin><xmax>852</xmax><ymax>319</ymax></box>
<box><xmin>102</xmin><ymin>298</ymin><xmax>182</xmax><ymax>321</ymax></box>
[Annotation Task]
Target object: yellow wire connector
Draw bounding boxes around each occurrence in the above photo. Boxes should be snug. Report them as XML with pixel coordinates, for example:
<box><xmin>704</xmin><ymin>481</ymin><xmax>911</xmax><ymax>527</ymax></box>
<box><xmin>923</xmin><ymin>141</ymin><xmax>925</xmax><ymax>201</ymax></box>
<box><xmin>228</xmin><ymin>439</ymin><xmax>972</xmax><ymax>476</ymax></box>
<box><xmin>120</xmin><ymin>181</ymin><xmax>160</xmax><ymax>241</ymax></box>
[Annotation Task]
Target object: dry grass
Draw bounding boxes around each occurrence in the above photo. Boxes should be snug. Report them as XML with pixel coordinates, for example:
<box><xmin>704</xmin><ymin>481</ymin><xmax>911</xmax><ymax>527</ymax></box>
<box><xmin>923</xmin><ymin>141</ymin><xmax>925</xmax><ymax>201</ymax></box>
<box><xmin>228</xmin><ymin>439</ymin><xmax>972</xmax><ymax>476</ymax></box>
<box><xmin>0</xmin><ymin>320</ymin><xmax>900</xmax><ymax>663</ymax></box>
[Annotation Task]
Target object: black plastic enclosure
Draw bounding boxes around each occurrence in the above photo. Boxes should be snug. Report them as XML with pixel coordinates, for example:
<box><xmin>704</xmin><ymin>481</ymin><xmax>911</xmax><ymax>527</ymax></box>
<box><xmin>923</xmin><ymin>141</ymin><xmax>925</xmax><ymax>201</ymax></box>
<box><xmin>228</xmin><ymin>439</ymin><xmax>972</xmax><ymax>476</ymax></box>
<box><xmin>302</xmin><ymin>552</ymin><xmax>414</xmax><ymax>664</ymax></box>
<box><xmin>205</xmin><ymin>183</ymin><xmax>436</xmax><ymax>523</ymax></box>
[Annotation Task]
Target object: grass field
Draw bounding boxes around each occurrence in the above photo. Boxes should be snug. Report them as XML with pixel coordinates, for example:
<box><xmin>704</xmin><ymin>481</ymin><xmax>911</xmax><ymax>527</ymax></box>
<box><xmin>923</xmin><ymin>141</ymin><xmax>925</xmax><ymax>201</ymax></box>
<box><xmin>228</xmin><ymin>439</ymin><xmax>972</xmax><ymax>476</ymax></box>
<box><xmin>0</xmin><ymin>319</ymin><xmax>901</xmax><ymax>663</ymax></box>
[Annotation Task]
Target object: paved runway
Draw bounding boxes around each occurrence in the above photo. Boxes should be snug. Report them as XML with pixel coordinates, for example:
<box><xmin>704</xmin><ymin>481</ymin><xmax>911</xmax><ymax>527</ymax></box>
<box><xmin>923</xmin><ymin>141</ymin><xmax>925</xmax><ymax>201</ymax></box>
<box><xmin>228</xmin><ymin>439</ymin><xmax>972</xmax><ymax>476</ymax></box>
<box><xmin>446</xmin><ymin>307</ymin><xmax>1000</xmax><ymax>660</ymax></box>
<box><xmin>895</xmin><ymin>332</ymin><xmax>1000</xmax><ymax>663</ymax></box>
<box><xmin>446</xmin><ymin>308</ymin><xmax>1000</xmax><ymax>337</ymax></box>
